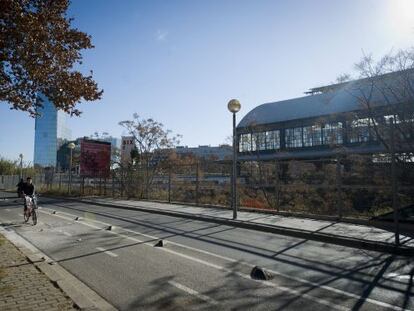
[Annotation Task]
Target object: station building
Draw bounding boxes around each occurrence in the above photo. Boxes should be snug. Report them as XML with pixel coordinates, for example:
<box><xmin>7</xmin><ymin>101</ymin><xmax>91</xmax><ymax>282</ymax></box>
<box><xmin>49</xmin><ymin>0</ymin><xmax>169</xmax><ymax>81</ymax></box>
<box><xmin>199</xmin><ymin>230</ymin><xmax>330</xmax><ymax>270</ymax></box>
<box><xmin>237</xmin><ymin>70</ymin><xmax>414</xmax><ymax>162</ymax></box>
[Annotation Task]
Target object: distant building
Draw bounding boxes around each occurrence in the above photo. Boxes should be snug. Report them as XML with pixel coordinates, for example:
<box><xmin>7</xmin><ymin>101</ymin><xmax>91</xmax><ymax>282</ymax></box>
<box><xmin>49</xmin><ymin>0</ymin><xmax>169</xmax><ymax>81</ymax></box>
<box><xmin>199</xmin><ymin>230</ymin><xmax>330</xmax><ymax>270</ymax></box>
<box><xmin>34</xmin><ymin>96</ymin><xmax>71</xmax><ymax>167</ymax></box>
<box><xmin>57</xmin><ymin>138</ymin><xmax>81</xmax><ymax>172</ymax></box>
<box><xmin>88</xmin><ymin>135</ymin><xmax>121</xmax><ymax>163</ymax></box>
<box><xmin>174</xmin><ymin>145</ymin><xmax>232</xmax><ymax>161</ymax></box>
<box><xmin>79</xmin><ymin>139</ymin><xmax>111</xmax><ymax>178</ymax></box>
<box><xmin>105</xmin><ymin>137</ymin><xmax>121</xmax><ymax>150</ymax></box>
<box><xmin>121</xmin><ymin>136</ymin><xmax>135</xmax><ymax>164</ymax></box>
<box><xmin>57</xmin><ymin>136</ymin><xmax>121</xmax><ymax>171</ymax></box>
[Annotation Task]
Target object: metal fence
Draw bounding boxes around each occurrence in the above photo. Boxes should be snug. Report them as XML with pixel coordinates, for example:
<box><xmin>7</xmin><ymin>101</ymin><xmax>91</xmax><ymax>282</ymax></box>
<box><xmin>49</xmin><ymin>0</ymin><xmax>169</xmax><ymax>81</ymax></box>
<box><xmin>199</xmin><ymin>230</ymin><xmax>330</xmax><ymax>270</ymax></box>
<box><xmin>1</xmin><ymin>153</ymin><xmax>413</xmax><ymax>220</ymax></box>
<box><xmin>238</xmin><ymin>154</ymin><xmax>414</xmax><ymax>219</ymax></box>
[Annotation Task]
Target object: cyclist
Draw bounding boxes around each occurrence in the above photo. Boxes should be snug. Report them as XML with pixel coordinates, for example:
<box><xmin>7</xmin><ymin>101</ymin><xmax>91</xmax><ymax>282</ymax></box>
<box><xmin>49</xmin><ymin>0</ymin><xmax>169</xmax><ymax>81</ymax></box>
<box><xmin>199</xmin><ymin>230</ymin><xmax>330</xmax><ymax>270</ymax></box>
<box><xmin>22</xmin><ymin>177</ymin><xmax>36</xmax><ymax>212</ymax></box>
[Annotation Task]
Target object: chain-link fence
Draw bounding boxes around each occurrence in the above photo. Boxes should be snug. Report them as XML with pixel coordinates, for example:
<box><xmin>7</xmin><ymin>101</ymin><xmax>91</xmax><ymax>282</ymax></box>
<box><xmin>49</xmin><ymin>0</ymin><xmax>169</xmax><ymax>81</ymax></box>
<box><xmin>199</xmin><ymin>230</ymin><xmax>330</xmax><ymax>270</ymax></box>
<box><xmin>110</xmin><ymin>162</ymin><xmax>232</xmax><ymax>206</ymax></box>
<box><xmin>1</xmin><ymin>153</ymin><xmax>413</xmax><ymax>220</ymax></box>
<box><xmin>238</xmin><ymin>154</ymin><xmax>414</xmax><ymax>218</ymax></box>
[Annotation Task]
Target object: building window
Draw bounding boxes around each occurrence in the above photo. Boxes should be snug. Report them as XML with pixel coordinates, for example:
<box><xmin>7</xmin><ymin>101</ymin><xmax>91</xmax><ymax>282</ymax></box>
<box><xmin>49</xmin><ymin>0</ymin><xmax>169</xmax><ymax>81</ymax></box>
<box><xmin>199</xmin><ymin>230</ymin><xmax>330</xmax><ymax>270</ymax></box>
<box><xmin>251</xmin><ymin>133</ymin><xmax>258</xmax><ymax>151</ymax></box>
<box><xmin>285</xmin><ymin>127</ymin><xmax>303</xmax><ymax>148</ymax></box>
<box><xmin>349</xmin><ymin>118</ymin><xmax>372</xmax><ymax>143</ymax></box>
<box><xmin>303</xmin><ymin>125</ymin><xmax>322</xmax><ymax>147</ymax></box>
<box><xmin>265</xmin><ymin>130</ymin><xmax>280</xmax><ymax>150</ymax></box>
<box><xmin>384</xmin><ymin>115</ymin><xmax>401</xmax><ymax>124</ymax></box>
<box><xmin>255</xmin><ymin>132</ymin><xmax>267</xmax><ymax>150</ymax></box>
<box><xmin>240</xmin><ymin>131</ymin><xmax>281</xmax><ymax>152</ymax></box>
<box><xmin>323</xmin><ymin>122</ymin><xmax>343</xmax><ymax>145</ymax></box>
<box><xmin>239</xmin><ymin>133</ymin><xmax>252</xmax><ymax>152</ymax></box>
<box><xmin>384</xmin><ymin>114</ymin><xmax>414</xmax><ymax>140</ymax></box>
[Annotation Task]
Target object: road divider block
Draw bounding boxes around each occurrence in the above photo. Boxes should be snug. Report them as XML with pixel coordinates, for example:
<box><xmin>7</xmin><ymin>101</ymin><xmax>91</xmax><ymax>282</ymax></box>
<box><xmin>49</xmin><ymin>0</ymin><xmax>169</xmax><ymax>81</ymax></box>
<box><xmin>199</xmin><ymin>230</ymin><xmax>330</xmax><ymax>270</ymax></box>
<box><xmin>250</xmin><ymin>266</ymin><xmax>273</xmax><ymax>280</ymax></box>
<box><xmin>154</xmin><ymin>240</ymin><xmax>165</xmax><ymax>247</ymax></box>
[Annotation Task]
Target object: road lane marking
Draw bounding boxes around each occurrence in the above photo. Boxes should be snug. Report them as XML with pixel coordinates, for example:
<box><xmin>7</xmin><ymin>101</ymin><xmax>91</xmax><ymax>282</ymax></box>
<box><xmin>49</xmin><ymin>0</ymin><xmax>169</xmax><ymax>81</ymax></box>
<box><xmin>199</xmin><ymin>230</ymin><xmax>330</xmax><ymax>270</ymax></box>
<box><xmin>62</xmin><ymin>231</ymin><xmax>72</xmax><ymax>237</ymax></box>
<box><xmin>18</xmin><ymin>213</ymin><xmax>23</xmax><ymax>217</ymax></box>
<box><xmin>51</xmin><ymin>209</ymin><xmax>409</xmax><ymax>311</ymax></box>
<box><xmin>39</xmin><ymin>210</ymin><xmax>102</xmax><ymax>230</ymax></box>
<box><xmin>45</xmin><ymin>213</ymin><xmax>348</xmax><ymax>311</ymax></box>
<box><xmin>163</xmin><ymin>247</ymin><xmax>349</xmax><ymax>311</ymax></box>
<box><xmin>386</xmin><ymin>273</ymin><xmax>412</xmax><ymax>280</ymax></box>
<box><xmin>40</xmin><ymin>207</ymin><xmax>410</xmax><ymax>311</ymax></box>
<box><xmin>168</xmin><ymin>281</ymin><xmax>219</xmax><ymax>305</ymax></box>
<box><xmin>96</xmin><ymin>247</ymin><xmax>118</xmax><ymax>257</ymax></box>
<box><xmin>5</xmin><ymin>209</ymin><xmax>10</xmax><ymax>212</ymax></box>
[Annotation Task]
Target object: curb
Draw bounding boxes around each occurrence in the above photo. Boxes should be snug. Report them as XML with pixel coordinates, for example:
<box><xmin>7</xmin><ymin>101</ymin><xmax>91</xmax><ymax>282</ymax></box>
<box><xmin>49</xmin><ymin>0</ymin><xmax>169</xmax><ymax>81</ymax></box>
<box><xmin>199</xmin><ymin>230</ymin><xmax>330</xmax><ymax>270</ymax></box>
<box><xmin>49</xmin><ymin>196</ymin><xmax>414</xmax><ymax>257</ymax></box>
<box><xmin>0</xmin><ymin>226</ymin><xmax>117</xmax><ymax>311</ymax></box>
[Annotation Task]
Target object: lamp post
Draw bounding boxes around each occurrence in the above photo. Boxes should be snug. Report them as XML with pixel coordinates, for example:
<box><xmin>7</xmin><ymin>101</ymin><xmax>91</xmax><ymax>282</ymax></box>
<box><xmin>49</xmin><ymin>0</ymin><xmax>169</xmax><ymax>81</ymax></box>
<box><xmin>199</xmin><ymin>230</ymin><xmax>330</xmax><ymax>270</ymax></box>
<box><xmin>19</xmin><ymin>154</ymin><xmax>23</xmax><ymax>179</ymax></box>
<box><xmin>227</xmin><ymin>99</ymin><xmax>241</xmax><ymax>220</ymax></box>
<box><xmin>68</xmin><ymin>142</ymin><xmax>76</xmax><ymax>194</ymax></box>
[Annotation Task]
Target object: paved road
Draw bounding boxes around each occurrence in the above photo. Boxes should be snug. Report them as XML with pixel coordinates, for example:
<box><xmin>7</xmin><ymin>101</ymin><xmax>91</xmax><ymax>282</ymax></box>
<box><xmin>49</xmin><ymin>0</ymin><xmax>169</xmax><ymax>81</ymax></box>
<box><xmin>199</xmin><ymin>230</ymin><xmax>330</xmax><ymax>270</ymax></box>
<box><xmin>0</xmin><ymin>194</ymin><xmax>413</xmax><ymax>310</ymax></box>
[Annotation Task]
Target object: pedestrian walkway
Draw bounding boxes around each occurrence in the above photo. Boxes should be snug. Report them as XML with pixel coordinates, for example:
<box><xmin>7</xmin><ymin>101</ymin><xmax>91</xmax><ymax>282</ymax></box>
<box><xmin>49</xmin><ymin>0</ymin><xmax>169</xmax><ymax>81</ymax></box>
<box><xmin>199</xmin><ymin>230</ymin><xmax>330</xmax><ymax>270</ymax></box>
<box><xmin>81</xmin><ymin>197</ymin><xmax>414</xmax><ymax>252</ymax></box>
<box><xmin>0</xmin><ymin>233</ymin><xmax>76</xmax><ymax>311</ymax></box>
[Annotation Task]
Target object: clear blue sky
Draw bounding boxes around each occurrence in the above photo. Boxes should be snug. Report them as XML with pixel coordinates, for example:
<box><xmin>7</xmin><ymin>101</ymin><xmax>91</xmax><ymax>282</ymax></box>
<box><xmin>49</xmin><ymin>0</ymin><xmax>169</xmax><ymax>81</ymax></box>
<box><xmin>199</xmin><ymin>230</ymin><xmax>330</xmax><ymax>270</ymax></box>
<box><xmin>1</xmin><ymin>0</ymin><xmax>413</xmax><ymax>163</ymax></box>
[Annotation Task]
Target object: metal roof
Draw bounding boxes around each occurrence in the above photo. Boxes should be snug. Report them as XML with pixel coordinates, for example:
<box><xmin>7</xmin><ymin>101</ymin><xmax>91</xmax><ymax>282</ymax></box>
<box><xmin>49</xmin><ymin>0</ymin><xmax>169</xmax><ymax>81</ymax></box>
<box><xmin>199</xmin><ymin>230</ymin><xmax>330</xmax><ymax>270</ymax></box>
<box><xmin>238</xmin><ymin>70</ymin><xmax>413</xmax><ymax>129</ymax></box>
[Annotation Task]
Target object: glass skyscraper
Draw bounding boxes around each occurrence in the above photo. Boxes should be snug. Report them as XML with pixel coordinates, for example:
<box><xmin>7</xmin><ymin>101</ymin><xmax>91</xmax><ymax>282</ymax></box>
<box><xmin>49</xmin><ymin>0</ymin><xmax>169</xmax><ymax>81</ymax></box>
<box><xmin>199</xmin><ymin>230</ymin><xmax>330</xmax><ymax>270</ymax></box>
<box><xmin>33</xmin><ymin>96</ymin><xmax>71</xmax><ymax>167</ymax></box>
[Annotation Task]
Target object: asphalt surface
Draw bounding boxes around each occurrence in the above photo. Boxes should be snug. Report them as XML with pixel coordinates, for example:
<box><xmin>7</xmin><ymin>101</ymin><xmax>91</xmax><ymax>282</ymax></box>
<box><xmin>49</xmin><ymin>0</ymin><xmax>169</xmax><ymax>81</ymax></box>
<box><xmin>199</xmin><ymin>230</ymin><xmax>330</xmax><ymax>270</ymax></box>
<box><xmin>0</xmin><ymin>193</ymin><xmax>413</xmax><ymax>311</ymax></box>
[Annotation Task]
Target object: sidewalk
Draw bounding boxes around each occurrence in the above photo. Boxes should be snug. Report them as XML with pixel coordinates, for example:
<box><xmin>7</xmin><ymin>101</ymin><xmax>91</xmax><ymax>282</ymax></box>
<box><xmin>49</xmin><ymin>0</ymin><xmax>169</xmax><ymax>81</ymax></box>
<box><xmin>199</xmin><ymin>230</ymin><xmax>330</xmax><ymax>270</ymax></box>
<box><xmin>77</xmin><ymin>197</ymin><xmax>414</xmax><ymax>255</ymax></box>
<box><xmin>0</xmin><ymin>233</ymin><xmax>76</xmax><ymax>311</ymax></box>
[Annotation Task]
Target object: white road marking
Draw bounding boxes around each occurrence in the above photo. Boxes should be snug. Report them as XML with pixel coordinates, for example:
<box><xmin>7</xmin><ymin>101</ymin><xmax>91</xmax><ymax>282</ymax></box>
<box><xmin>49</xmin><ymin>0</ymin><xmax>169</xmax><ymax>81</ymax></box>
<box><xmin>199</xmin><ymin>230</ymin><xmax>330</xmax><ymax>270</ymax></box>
<box><xmin>18</xmin><ymin>213</ymin><xmax>23</xmax><ymax>217</ymax></box>
<box><xmin>47</xmin><ymin>208</ymin><xmax>410</xmax><ymax>311</ymax></box>
<box><xmin>168</xmin><ymin>281</ymin><xmax>219</xmax><ymax>305</ymax></box>
<box><xmin>386</xmin><ymin>273</ymin><xmax>412</xmax><ymax>280</ymax></box>
<box><xmin>38</xmin><ymin>210</ymin><xmax>103</xmax><ymax>231</ymax></box>
<box><xmin>62</xmin><ymin>231</ymin><xmax>72</xmax><ymax>237</ymax></box>
<box><xmin>5</xmin><ymin>209</ymin><xmax>10</xmax><ymax>212</ymax></box>
<box><xmin>40</xmin><ymin>209</ymin><xmax>348</xmax><ymax>310</ymax></box>
<box><xmin>40</xmin><ymin>207</ymin><xmax>410</xmax><ymax>311</ymax></box>
<box><xmin>164</xmin><ymin>247</ymin><xmax>349</xmax><ymax>311</ymax></box>
<box><xmin>96</xmin><ymin>247</ymin><xmax>118</xmax><ymax>258</ymax></box>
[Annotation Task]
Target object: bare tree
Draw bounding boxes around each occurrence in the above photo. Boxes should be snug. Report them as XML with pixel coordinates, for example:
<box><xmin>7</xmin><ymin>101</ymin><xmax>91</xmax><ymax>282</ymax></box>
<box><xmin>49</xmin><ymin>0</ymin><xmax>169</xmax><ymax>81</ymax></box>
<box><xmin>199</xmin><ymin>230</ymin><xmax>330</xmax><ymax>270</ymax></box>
<box><xmin>238</xmin><ymin>123</ymin><xmax>284</xmax><ymax>211</ymax></box>
<box><xmin>119</xmin><ymin>114</ymin><xmax>181</xmax><ymax>198</ymax></box>
<box><xmin>339</xmin><ymin>49</ymin><xmax>414</xmax><ymax>153</ymax></box>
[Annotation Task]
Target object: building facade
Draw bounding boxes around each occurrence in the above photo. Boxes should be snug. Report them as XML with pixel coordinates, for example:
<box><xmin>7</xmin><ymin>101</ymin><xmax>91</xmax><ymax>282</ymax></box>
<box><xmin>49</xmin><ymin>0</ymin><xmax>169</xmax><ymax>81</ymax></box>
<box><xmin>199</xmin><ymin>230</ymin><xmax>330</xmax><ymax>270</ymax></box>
<box><xmin>237</xmin><ymin>70</ymin><xmax>414</xmax><ymax>161</ymax></box>
<box><xmin>33</xmin><ymin>96</ymin><xmax>71</xmax><ymax>167</ymax></box>
<box><xmin>174</xmin><ymin>145</ymin><xmax>232</xmax><ymax>161</ymax></box>
<box><xmin>88</xmin><ymin>135</ymin><xmax>121</xmax><ymax>164</ymax></box>
<box><xmin>121</xmin><ymin>136</ymin><xmax>135</xmax><ymax>164</ymax></box>
<box><xmin>57</xmin><ymin>136</ymin><xmax>121</xmax><ymax>171</ymax></box>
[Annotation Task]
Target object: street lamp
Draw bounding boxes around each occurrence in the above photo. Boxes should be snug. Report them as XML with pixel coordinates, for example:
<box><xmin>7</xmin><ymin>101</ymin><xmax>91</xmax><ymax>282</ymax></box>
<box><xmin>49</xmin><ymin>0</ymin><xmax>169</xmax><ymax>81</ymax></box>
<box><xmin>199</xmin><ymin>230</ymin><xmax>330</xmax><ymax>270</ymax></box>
<box><xmin>19</xmin><ymin>154</ymin><xmax>23</xmax><ymax>179</ymax></box>
<box><xmin>227</xmin><ymin>99</ymin><xmax>241</xmax><ymax>220</ymax></box>
<box><xmin>68</xmin><ymin>142</ymin><xmax>76</xmax><ymax>194</ymax></box>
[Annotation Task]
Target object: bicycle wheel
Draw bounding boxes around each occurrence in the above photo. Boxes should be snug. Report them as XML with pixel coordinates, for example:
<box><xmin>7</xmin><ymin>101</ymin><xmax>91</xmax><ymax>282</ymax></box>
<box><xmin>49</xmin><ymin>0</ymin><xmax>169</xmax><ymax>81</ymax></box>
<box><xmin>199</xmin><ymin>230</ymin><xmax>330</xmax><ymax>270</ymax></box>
<box><xmin>24</xmin><ymin>209</ymin><xmax>29</xmax><ymax>223</ymax></box>
<box><xmin>32</xmin><ymin>209</ymin><xmax>37</xmax><ymax>225</ymax></box>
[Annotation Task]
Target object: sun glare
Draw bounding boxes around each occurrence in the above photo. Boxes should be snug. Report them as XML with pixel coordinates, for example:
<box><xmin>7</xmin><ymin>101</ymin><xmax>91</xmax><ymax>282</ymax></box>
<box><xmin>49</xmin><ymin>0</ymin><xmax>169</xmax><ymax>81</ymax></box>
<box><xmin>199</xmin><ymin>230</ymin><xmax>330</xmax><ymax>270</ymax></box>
<box><xmin>390</xmin><ymin>0</ymin><xmax>414</xmax><ymax>34</ymax></box>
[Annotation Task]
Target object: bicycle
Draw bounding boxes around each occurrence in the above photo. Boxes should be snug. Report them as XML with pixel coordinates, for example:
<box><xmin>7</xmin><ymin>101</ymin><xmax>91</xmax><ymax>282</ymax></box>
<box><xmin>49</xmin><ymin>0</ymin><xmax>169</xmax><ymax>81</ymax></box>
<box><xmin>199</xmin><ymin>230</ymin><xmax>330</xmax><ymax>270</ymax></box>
<box><xmin>23</xmin><ymin>195</ymin><xmax>37</xmax><ymax>225</ymax></box>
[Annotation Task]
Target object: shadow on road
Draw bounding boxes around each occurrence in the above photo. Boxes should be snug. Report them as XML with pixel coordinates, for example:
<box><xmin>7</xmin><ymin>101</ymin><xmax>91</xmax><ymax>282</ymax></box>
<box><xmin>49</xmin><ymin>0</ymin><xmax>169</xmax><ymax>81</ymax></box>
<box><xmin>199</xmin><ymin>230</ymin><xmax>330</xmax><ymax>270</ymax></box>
<box><xmin>8</xmin><ymin>198</ymin><xmax>413</xmax><ymax>310</ymax></box>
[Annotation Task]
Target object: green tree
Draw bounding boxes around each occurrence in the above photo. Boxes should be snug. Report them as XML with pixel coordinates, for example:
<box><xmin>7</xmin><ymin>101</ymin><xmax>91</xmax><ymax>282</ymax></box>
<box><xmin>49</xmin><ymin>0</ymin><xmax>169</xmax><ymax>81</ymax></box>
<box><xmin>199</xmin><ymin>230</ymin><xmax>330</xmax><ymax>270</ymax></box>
<box><xmin>0</xmin><ymin>0</ymin><xmax>103</xmax><ymax>116</ymax></box>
